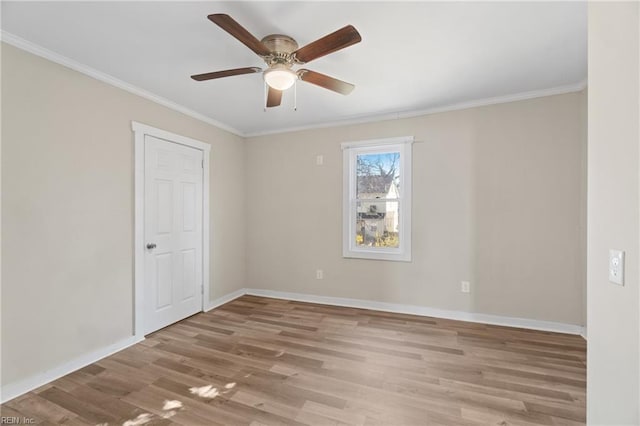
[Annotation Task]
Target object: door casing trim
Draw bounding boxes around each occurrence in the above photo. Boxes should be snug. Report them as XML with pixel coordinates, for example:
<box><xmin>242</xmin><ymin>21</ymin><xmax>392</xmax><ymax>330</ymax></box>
<box><xmin>132</xmin><ymin>121</ymin><xmax>211</xmax><ymax>340</ymax></box>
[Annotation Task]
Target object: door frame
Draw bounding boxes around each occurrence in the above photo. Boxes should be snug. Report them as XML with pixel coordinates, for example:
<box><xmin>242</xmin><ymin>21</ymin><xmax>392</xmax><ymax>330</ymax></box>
<box><xmin>132</xmin><ymin>121</ymin><xmax>211</xmax><ymax>340</ymax></box>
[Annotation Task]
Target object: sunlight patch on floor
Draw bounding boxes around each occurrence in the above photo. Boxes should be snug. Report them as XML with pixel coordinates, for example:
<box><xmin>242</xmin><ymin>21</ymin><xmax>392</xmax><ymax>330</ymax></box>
<box><xmin>162</xmin><ymin>399</ymin><xmax>183</xmax><ymax>410</ymax></box>
<box><xmin>122</xmin><ymin>413</ymin><xmax>153</xmax><ymax>426</ymax></box>
<box><xmin>189</xmin><ymin>384</ymin><xmax>219</xmax><ymax>398</ymax></box>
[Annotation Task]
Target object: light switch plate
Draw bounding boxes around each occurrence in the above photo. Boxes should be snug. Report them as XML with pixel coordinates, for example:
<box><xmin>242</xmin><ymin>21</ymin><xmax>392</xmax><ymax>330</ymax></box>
<box><xmin>609</xmin><ymin>249</ymin><xmax>624</xmax><ymax>285</ymax></box>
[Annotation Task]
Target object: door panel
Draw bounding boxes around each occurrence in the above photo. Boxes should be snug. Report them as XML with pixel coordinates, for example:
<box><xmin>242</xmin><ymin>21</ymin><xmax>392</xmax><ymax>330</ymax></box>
<box><xmin>156</xmin><ymin>253</ymin><xmax>173</xmax><ymax>309</ymax></box>
<box><xmin>144</xmin><ymin>135</ymin><xmax>203</xmax><ymax>334</ymax></box>
<box><xmin>181</xmin><ymin>249</ymin><xmax>196</xmax><ymax>300</ymax></box>
<box><xmin>182</xmin><ymin>182</ymin><xmax>196</xmax><ymax>231</ymax></box>
<box><xmin>156</xmin><ymin>180</ymin><xmax>173</xmax><ymax>234</ymax></box>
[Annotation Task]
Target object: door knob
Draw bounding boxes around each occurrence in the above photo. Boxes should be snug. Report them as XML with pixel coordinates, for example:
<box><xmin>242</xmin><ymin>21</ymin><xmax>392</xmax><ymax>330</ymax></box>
<box><xmin>146</xmin><ymin>243</ymin><xmax>157</xmax><ymax>249</ymax></box>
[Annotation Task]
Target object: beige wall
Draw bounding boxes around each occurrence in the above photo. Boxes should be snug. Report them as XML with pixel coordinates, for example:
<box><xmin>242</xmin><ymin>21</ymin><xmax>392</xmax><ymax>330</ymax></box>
<box><xmin>246</xmin><ymin>92</ymin><xmax>587</xmax><ymax>326</ymax></box>
<box><xmin>587</xmin><ymin>3</ymin><xmax>640</xmax><ymax>424</ymax></box>
<box><xmin>1</xmin><ymin>38</ymin><xmax>590</xmax><ymax>397</ymax></box>
<box><xmin>1</xmin><ymin>44</ymin><xmax>246</xmax><ymax>386</ymax></box>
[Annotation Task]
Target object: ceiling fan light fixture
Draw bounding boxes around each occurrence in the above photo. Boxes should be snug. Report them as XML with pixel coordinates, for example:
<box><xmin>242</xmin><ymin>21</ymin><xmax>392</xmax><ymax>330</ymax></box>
<box><xmin>263</xmin><ymin>67</ymin><xmax>297</xmax><ymax>91</ymax></box>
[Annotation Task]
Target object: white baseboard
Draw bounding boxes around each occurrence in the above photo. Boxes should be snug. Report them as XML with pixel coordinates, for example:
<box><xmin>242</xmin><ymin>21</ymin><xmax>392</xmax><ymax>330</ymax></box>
<box><xmin>204</xmin><ymin>288</ymin><xmax>247</xmax><ymax>312</ymax></box>
<box><xmin>1</xmin><ymin>288</ymin><xmax>243</xmax><ymax>404</ymax></box>
<box><xmin>244</xmin><ymin>288</ymin><xmax>585</xmax><ymax>336</ymax></box>
<box><xmin>579</xmin><ymin>326</ymin><xmax>587</xmax><ymax>340</ymax></box>
<box><xmin>0</xmin><ymin>335</ymin><xmax>143</xmax><ymax>404</ymax></box>
<box><xmin>1</xmin><ymin>287</ymin><xmax>584</xmax><ymax>404</ymax></box>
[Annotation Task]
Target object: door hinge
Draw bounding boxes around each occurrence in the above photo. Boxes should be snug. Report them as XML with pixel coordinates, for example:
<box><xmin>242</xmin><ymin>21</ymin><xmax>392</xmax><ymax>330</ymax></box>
<box><xmin>201</xmin><ymin>159</ymin><xmax>204</xmax><ymax>168</ymax></box>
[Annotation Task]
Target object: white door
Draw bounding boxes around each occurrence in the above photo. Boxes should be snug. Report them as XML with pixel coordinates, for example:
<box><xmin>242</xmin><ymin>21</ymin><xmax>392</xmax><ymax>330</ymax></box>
<box><xmin>144</xmin><ymin>135</ymin><xmax>203</xmax><ymax>334</ymax></box>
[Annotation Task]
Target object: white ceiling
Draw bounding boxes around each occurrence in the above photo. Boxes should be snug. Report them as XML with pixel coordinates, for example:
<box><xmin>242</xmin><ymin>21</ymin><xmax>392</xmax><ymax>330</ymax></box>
<box><xmin>1</xmin><ymin>1</ymin><xmax>586</xmax><ymax>136</ymax></box>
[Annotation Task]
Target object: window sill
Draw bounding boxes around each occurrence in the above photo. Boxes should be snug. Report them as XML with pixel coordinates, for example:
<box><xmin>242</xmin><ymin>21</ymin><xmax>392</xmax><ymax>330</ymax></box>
<box><xmin>343</xmin><ymin>250</ymin><xmax>412</xmax><ymax>262</ymax></box>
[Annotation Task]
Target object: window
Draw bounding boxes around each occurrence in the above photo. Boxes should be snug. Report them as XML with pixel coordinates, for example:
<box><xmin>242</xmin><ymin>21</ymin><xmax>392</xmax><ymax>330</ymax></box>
<box><xmin>342</xmin><ymin>136</ymin><xmax>413</xmax><ymax>261</ymax></box>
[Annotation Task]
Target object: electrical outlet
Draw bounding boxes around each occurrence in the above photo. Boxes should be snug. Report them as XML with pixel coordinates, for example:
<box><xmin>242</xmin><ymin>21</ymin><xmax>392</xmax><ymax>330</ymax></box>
<box><xmin>609</xmin><ymin>249</ymin><xmax>624</xmax><ymax>285</ymax></box>
<box><xmin>316</xmin><ymin>155</ymin><xmax>324</xmax><ymax>166</ymax></box>
<box><xmin>461</xmin><ymin>281</ymin><xmax>470</xmax><ymax>293</ymax></box>
<box><xmin>316</xmin><ymin>269</ymin><xmax>323</xmax><ymax>280</ymax></box>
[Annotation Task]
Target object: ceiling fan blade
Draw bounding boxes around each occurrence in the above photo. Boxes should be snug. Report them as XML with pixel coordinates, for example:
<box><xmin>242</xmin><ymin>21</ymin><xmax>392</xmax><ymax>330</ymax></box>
<box><xmin>266</xmin><ymin>86</ymin><xmax>283</xmax><ymax>108</ymax></box>
<box><xmin>208</xmin><ymin>14</ymin><xmax>271</xmax><ymax>57</ymax></box>
<box><xmin>191</xmin><ymin>67</ymin><xmax>262</xmax><ymax>81</ymax></box>
<box><xmin>293</xmin><ymin>25</ymin><xmax>361</xmax><ymax>64</ymax></box>
<box><xmin>297</xmin><ymin>69</ymin><xmax>355</xmax><ymax>95</ymax></box>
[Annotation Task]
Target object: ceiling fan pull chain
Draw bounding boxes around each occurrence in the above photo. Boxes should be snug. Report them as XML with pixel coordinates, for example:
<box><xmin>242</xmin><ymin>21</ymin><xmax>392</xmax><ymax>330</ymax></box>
<box><xmin>294</xmin><ymin>80</ymin><xmax>297</xmax><ymax>111</ymax></box>
<box><xmin>263</xmin><ymin>81</ymin><xmax>267</xmax><ymax>112</ymax></box>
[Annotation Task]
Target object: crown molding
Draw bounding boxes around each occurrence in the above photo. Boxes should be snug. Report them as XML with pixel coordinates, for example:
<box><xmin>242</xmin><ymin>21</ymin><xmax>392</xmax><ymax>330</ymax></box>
<box><xmin>244</xmin><ymin>78</ymin><xmax>588</xmax><ymax>137</ymax></box>
<box><xmin>0</xmin><ymin>30</ymin><xmax>244</xmax><ymax>137</ymax></box>
<box><xmin>2</xmin><ymin>30</ymin><xmax>587</xmax><ymax>139</ymax></box>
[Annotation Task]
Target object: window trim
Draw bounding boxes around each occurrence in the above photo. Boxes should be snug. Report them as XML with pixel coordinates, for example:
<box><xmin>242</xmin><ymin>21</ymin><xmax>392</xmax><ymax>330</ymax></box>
<box><xmin>342</xmin><ymin>136</ymin><xmax>413</xmax><ymax>262</ymax></box>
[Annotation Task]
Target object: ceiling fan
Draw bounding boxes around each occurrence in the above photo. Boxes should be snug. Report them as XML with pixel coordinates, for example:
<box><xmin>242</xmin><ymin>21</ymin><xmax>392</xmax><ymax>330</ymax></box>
<box><xmin>191</xmin><ymin>14</ymin><xmax>362</xmax><ymax>108</ymax></box>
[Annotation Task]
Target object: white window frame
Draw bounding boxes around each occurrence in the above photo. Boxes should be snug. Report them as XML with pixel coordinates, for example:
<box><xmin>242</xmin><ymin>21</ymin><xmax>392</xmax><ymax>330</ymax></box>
<box><xmin>342</xmin><ymin>136</ymin><xmax>413</xmax><ymax>262</ymax></box>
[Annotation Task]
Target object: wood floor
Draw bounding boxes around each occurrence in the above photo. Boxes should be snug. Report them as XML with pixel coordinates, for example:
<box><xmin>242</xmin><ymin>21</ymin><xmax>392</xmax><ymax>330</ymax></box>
<box><xmin>2</xmin><ymin>296</ymin><xmax>586</xmax><ymax>425</ymax></box>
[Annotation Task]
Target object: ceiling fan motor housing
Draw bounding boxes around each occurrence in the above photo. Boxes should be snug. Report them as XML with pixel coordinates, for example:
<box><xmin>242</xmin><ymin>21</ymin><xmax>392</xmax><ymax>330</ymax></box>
<box><xmin>261</xmin><ymin>34</ymin><xmax>299</xmax><ymax>66</ymax></box>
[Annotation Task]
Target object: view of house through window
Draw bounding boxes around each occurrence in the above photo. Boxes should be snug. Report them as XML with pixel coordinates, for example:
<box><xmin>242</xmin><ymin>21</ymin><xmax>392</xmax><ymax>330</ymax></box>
<box><xmin>342</xmin><ymin>136</ymin><xmax>412</xmax><ymax>262</ymax></box>
<box><xmin>356</xmin><ymin>152</ymin><xmax>401</xmax><ymax>248</ymax></box>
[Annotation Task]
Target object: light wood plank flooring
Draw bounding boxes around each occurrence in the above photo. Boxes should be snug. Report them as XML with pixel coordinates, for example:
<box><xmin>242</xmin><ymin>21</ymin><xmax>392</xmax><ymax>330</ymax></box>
<box><xmin>2</xmin><ymin>295</ymin><xmax>586</xmax><ymax>425</ymax></box>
